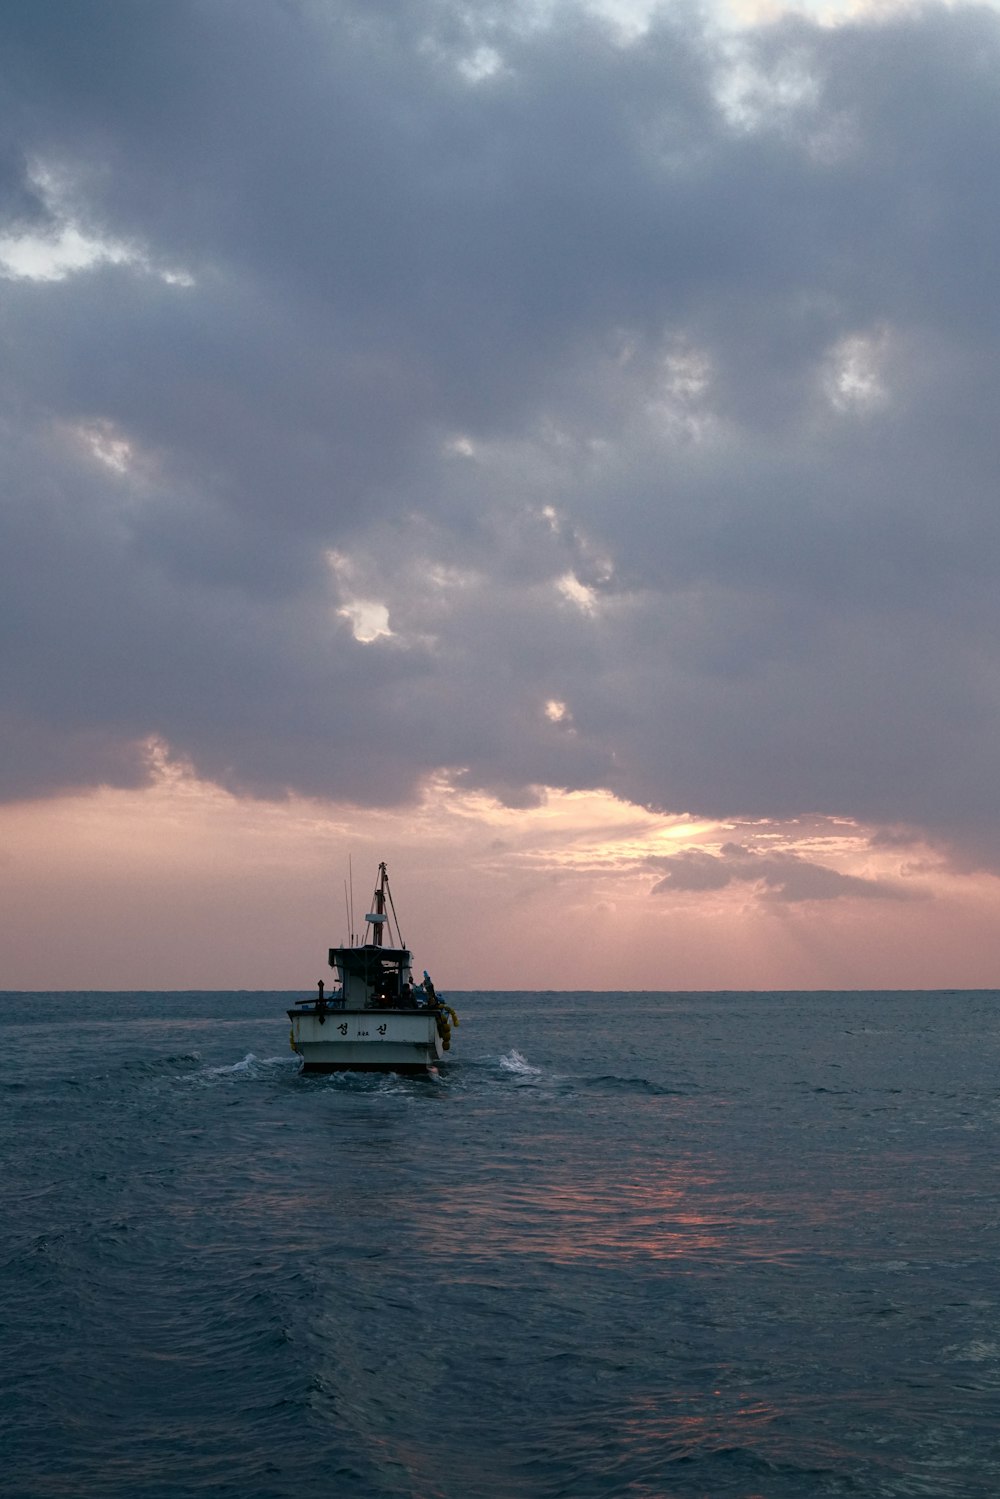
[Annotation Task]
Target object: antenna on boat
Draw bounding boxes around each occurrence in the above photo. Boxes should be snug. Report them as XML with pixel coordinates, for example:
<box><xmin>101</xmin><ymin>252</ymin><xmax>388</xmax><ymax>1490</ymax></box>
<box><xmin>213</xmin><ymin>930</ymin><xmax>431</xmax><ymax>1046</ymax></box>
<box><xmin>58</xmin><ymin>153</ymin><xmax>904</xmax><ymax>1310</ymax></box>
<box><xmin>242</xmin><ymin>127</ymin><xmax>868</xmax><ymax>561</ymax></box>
<box><xmin>343</xmin><ymin>879</ymin><xmax>350</xmax><ymax>945</ymax></box>
<box><xmin>348</xmin><ymin>855</ymin><xmax>356</xmax><ymax>947</ymax></box>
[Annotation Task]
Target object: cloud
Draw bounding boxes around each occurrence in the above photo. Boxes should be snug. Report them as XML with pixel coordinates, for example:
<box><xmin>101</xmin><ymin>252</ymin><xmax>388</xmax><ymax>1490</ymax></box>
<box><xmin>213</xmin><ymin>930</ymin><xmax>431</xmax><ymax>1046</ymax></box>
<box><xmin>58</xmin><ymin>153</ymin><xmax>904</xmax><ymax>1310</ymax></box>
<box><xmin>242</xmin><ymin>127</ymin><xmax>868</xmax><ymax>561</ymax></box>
<box><xmin>869</xmin><ymin>826</ymin><xmax>923</xmax><ymax>850</ymax></box>
<box><xmin>2</xmin><ymin>0</ymin><xmax>1000</xmax><ymax>870</ymax></box>
<box><xmin>649</xmin><ymin>842</ymin><xmax>918</xmax><ymax>902</ymax></box>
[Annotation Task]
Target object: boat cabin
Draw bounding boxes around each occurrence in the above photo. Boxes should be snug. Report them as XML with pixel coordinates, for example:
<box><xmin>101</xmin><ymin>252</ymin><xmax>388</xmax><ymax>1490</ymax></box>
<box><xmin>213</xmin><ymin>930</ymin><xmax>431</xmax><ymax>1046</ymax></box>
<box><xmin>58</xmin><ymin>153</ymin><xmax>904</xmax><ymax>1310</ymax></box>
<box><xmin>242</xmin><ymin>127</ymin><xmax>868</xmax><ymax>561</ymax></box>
<box><xmin>329</xmin><ymin>943</ymin><xmax>414</xmax><ymax>1008</ymax></box>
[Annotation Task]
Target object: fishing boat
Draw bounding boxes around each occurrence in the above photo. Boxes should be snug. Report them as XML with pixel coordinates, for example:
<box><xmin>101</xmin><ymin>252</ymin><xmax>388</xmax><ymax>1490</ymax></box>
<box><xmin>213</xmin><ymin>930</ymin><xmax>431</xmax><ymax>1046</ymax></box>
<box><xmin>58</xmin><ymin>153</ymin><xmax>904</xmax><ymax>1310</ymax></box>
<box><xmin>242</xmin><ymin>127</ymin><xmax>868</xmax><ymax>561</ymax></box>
<box><xmin>288</xmin><ymin>862</ymin><xmax>457</xmax><ymax>1073</ymax></box>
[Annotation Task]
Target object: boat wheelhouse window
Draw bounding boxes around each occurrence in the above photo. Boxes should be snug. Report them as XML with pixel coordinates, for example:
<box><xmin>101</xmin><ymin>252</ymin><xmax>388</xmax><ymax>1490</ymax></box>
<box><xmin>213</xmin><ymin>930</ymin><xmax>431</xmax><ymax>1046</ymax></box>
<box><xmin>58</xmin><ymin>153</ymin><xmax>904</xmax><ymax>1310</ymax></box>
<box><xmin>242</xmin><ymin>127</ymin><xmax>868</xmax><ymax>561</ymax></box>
<box><xmin>330</xmin><ymin>945</ymin><xmax>411</xmax><ymax>969</ymax></box>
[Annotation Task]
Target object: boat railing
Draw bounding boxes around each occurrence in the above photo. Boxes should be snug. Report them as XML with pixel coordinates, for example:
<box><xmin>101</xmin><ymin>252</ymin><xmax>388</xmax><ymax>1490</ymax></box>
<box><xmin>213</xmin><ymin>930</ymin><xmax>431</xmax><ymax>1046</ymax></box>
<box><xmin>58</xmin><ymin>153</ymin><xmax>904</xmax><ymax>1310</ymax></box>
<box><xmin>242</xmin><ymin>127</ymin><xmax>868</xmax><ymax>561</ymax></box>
<box><xmin>292</xmin><ymin>997</ymin><xmax>442</xmax><ymax>1014</ymax></box>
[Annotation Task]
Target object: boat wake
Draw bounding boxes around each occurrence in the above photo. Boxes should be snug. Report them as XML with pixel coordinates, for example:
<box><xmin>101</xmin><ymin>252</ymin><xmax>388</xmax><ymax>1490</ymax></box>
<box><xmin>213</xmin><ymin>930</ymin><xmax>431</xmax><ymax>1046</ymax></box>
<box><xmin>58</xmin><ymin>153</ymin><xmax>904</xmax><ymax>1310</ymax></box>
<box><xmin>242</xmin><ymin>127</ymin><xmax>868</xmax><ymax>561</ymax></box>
<box><xmin>198</xmin><ymin>1053</ymin><xmax>298</xmax><ymax>1082</ymax></box>
<box><xmin>498</xmin><ymin>1049</ymin><xmax>542</xmax><ymax>1077</ymax></box>
<box><xmin>322</xmin><ymin>1069</ymin><xmax>444</xmax><ymax>1098</ymax></box>
<box><xmin>490</xmin><ymin>1052</ymin><xmax>682</xmax><ymax>1099</ymax></box>
<box><xmin>582</xmin><ymin>1073</ymin><xmax>686</xmax><ymax>1097</ymax></box>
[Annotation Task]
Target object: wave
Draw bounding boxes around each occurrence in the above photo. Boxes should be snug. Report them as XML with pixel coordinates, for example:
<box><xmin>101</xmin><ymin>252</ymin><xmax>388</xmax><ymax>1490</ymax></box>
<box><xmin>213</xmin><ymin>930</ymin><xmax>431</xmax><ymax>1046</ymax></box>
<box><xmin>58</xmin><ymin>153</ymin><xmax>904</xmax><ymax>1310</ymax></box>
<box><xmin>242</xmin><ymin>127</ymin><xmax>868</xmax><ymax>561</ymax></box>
<box><xmin>582</xmin><ymin>1073</ymin><xmax>685</xmax><ymax>1097</ymax></box>
<box><xmin>199</xmin><ymin>1052</ymin><xmax>298</xmax><ymax>1081</ymax></box>
<box><xmin>112</xmin><ymin>1051</ymin><xmax>204</xmax><ymax>1078</ymax></box>
<box><xmin>325</xmin><ymin>1070</ymin><xmax>416</xmax><ymax>1094</ymax></box>
<box><xmin>498</xmin><ymin>1049</ymin><xmax>542</xmax><ymax>1076</ymax></box>
<box><xmin>55</xmin><ymin>1052</ymin><xmax>205</xmax><ymax>1089</ymax></box>
<box><xmin>494</xmin><ymin>1053</ymin><xmax>681</xmax><ymax>1097</ymax></box>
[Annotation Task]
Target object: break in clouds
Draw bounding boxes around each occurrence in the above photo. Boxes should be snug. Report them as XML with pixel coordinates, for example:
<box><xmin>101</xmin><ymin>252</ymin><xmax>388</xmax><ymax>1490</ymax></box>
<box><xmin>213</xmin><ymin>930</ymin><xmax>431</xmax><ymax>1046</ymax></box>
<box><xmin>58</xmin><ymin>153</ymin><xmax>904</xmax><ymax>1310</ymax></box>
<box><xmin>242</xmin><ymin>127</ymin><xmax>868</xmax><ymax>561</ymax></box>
<box><xmin>3</xmin><ymin>0</ymin><xmax>1000</xmax><ymax>872</ymax></box>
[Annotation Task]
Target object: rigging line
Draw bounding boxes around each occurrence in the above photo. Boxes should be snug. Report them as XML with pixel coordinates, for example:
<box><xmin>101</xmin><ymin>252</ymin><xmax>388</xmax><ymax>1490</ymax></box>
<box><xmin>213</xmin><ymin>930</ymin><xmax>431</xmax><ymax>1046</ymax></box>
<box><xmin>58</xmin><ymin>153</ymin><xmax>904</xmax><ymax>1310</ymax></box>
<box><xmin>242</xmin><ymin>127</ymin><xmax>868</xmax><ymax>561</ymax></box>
<box><xmin>386</xmin><ymin>877</ymin><xmax>404</xmax><ymax>952</ymax></box>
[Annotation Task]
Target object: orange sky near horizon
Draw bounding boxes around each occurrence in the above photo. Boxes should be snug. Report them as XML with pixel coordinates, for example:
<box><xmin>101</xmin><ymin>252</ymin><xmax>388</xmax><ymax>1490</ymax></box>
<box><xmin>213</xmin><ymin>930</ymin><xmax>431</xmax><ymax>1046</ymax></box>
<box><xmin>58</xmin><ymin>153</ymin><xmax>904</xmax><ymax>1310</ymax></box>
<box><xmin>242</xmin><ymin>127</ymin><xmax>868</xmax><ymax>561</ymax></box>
<box><xmin>2</xmin><ymin>750</ymin><xmax>998</xmax><ymax>992</ymax></box>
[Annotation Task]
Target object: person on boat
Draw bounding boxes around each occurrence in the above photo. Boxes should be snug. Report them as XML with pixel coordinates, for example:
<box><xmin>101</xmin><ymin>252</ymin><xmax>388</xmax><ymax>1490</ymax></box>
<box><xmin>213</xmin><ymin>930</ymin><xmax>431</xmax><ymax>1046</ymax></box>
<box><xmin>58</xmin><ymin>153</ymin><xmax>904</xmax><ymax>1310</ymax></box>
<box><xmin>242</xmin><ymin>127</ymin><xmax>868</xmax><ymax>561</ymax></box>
<box><xmin>421</xmin><ymin>970</ymin><xmax>437</xmax><ymax>1005</ymax></box>
<box><xmin>400</xmin><ymin>981</ymin><xmax>418</xmax><ymax>1009</ymax></box>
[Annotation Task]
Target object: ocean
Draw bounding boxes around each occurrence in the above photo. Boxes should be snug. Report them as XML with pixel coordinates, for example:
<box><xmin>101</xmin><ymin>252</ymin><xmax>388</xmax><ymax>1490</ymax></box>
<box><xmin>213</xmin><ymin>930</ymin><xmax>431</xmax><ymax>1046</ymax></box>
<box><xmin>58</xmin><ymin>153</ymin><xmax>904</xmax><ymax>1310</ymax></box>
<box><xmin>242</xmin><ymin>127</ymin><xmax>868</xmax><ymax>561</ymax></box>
<box><xmin>2</xmin><ymin>989</ymin><xmax>999</xmax><ymax>1498</ymax></box>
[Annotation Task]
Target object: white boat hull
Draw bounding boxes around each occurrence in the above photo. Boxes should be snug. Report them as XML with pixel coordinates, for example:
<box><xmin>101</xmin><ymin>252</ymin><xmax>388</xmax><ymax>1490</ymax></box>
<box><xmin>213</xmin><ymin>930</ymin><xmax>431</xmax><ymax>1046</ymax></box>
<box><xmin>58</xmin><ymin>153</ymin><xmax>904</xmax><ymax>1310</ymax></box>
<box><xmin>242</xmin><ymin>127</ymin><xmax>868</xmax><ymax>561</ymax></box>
<box><xmin>290</xmin><ymin>1007</ymin><xmax>447</xmax><ymax>1072</ymax></box>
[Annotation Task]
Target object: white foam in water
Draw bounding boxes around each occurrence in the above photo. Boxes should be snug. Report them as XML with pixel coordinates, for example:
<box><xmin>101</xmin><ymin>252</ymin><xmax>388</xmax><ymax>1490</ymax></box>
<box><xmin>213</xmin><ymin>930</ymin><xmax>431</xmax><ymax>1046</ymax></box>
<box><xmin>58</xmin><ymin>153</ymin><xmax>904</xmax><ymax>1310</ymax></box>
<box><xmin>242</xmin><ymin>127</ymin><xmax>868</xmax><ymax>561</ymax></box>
<box><xmin>203</xmin><ymin>1053</ymin><xmax>293</xmax><ymax>1078</ymax></box>
<box><xmin>205</xmin><ymin>1053</ymin><xmax>257</xmax><ymax>1076</ymax></box>
<box><xmin>326</xmin><ymin>1070</ymin><xmax>419</xmax><ymax>1098</ymax></box>
<box><xmin>498</xmin><ymin>1049</ymin><xmax>541</xmax><ymax>1076</ymax></box>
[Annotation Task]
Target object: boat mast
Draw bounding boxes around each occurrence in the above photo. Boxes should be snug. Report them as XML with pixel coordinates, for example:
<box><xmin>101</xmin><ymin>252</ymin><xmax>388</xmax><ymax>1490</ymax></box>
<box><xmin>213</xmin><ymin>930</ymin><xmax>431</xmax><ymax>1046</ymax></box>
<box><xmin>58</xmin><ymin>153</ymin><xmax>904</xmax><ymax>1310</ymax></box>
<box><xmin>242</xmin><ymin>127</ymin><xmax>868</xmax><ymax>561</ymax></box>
<box><xmin>372</xmin><ymin>862</ymin><xmax>387</xmax><ymax>949</ymax></box>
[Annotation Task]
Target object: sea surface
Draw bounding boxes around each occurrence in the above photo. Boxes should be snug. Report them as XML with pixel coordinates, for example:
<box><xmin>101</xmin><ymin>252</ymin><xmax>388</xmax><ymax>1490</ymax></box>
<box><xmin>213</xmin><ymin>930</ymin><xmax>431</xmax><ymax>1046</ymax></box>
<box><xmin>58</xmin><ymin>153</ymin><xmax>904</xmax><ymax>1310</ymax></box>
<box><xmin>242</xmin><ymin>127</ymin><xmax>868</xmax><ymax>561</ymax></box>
<box><xmin>2</xmin><ymin>990</ymin><xmax>999</xmax><ymax>1498</ymax></box>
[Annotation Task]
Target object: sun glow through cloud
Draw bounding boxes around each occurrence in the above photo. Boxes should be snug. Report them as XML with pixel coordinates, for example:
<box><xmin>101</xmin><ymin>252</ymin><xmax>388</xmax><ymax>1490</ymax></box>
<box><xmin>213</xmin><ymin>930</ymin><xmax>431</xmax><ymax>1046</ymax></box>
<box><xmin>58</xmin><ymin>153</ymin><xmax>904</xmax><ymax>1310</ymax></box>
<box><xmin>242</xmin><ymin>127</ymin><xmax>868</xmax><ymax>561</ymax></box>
<box><xmin>337</xmin><ymin>600</ymin><xmax>393</xmax><ymax>643</ymax></box>
<box><xmin>75</xmin><ymin>421</ymin><xmax>134</xmax><ymax>474</ymax></box>
<box><xmin>0</xmin><ymin>159</ymin><xmax>195</xmax><ymax>286</ymax></box>
<box><xmin>0</xmin><ymin>223</ymin><xmax>137</xmax><ymax>281</ymax></box>
<box><xmin>1</xmin><ymin>744</ymin><xmax>998</xmax><ymax>990</ymax></box>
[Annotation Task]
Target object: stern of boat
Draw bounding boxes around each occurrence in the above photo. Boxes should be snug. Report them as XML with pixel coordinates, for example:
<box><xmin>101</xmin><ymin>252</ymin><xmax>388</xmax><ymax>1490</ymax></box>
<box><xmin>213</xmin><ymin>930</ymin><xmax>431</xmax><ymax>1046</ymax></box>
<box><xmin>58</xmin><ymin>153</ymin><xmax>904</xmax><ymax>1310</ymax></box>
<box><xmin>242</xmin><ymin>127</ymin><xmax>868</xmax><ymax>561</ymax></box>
<box><xmin>288</xmin><ymin>1005</ymin><xmax>448</xmax><ymax>1071</ymax></box>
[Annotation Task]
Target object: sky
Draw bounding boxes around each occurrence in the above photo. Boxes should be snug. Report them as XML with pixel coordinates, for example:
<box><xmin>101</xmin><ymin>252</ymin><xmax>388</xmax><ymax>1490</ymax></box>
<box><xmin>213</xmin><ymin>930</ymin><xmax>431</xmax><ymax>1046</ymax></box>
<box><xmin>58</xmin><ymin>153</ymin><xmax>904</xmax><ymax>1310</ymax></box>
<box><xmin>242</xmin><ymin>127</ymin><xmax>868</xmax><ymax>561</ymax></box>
<box><xmin>3</xmin><ymin>0</ymin><xmax>1000</xmax><ymax>990</ymax></box>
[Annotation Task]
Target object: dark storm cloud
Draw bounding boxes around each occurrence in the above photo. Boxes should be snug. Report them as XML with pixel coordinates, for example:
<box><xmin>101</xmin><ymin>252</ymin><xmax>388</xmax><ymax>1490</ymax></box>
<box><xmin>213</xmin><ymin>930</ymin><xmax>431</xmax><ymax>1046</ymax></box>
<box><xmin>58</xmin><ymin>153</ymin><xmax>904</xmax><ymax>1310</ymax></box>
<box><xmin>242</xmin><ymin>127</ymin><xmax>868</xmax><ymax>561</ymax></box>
<box><xmin>3</xmin><ymin>0</ymin><xmax>1000</xmax><ymax>861</ymax></box>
